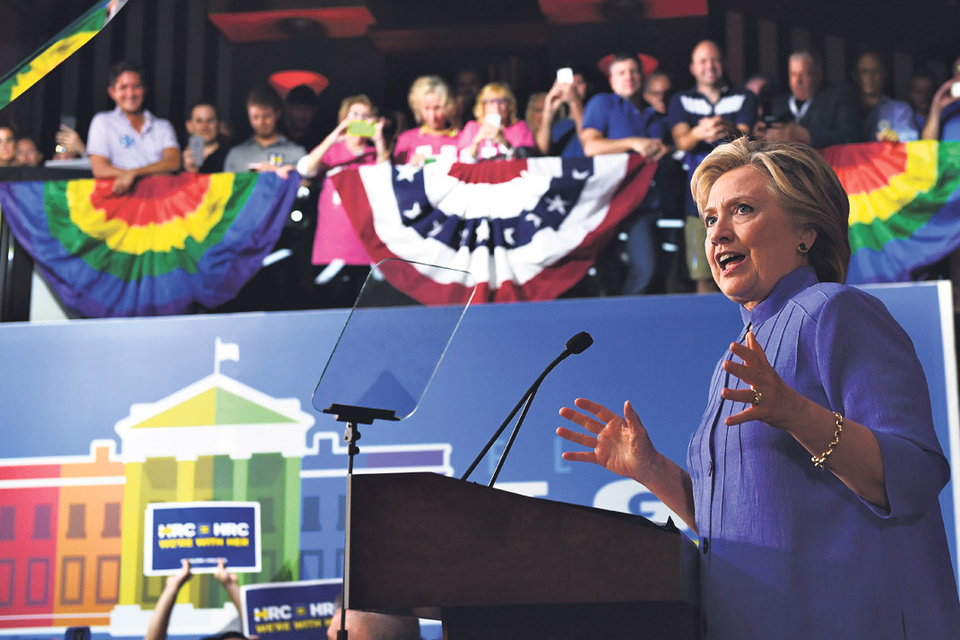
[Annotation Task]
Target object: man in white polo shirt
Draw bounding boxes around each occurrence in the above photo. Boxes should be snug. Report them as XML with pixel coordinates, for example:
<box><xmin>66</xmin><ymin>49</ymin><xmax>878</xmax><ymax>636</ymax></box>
<box><xmin>87</xmin><ymin>61</ymin><xmax>180</xmax><ymax>194</ymax></box>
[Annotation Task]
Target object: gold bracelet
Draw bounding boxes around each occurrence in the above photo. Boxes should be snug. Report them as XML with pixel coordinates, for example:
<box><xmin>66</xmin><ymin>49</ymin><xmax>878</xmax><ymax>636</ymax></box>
<box><xmin>811</xmin><ymin>412</ymin><xmax>844</xmax><ymax>469</ymax></box>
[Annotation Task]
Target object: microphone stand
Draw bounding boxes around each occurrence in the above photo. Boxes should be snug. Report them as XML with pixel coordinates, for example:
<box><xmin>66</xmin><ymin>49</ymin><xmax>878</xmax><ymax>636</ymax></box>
<box><xmin>488</xmin><ymin>381</ymin><xmax>541</xmax><ymax>487</ymax></box>
<box><xmin>460</xmin><ymin>350</ymin><xmax>569</xmax><ymax>484</ymax></box>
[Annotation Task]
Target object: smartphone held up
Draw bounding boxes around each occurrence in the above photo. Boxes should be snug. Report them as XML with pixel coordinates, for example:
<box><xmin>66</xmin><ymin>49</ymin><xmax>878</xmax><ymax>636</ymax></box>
<box><xmin>484</xmin><ymin>113</ymin><xmax>502</xmax><ymax>128</ymax></box>
<box><xmin>188</xmin><ymin>135</ymin><xmax>205</xmax><ymax>167</ymax></box>
<box><xmin>346</xmin><ymin>120</ymin><xmax>376</xmax><ymax>137</ymax></box>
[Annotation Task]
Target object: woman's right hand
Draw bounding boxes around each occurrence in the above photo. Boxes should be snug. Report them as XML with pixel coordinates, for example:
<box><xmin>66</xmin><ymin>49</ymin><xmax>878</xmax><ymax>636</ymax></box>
<box><xmin>475</xmin><ymin>120</ymin><xmax>502</xmax><ymax>142</ymax></box>
<box><xmin>167</xmin><ymin>558</ymin><xmax>192</xmax><ymax>590</ymax></box>
<box><xmin>332</xmin><ymin>117</ymin><xmax>353</xmax><ymax>141</ymax></box>
<box><xmin>470</xmin><ymin>121</ymin><xmax>503</xmax><ymax>158</ymax></box>
<box><xmin>557</xmin><ymin>398</ymin><xmax>659</xmax><ymax>483</ymax></box>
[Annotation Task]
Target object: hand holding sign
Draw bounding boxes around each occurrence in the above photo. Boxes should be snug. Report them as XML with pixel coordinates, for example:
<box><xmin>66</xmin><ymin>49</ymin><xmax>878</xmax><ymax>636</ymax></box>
<box><xmin>215</xmin><ymin>557</ymin><xmax>244</xmax><ymax>626</ymax></box>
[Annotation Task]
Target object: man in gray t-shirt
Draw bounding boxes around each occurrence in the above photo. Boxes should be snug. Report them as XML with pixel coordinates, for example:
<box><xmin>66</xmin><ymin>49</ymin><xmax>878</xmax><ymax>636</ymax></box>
<box><xmin>224</xmin><ymin>86</ymin><xmax>305</xmax><ymax>178</ymax></box>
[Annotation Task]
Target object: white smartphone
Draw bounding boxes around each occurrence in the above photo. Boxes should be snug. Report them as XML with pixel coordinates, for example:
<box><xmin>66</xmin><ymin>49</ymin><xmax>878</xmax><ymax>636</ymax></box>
<box><xmin>556</xmin><ymin>67</ymin><xmax>574</xmax><ymax>85</ymax></box>
<box><xmin>484</xmin><ymin>113</ymin><xmax>502</xmax><ymax>127</ymax></box>
<box><xmin>951</xmin><ymin>82</ymin><xmax>960</xmax><ymax>99</ymax></box>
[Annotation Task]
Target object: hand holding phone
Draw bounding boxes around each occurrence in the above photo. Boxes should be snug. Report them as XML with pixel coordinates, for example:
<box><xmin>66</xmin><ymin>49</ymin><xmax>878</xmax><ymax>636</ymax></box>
<box><xmin>188</xmin><ymin>135</ymin><xmax>205</xmax><ymax>168</ymax></box>
<box><xmin>484</xmin><ymin>113</ymin><xmax>502</xmax><ymax>128</ymax></box>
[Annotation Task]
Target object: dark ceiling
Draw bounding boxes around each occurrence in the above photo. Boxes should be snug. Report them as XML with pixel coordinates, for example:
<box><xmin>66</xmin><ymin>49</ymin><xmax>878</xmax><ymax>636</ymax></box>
<box><xmin>7</xmin><ymin>0</ymin><xmax>960</xmax><ymax>63</ymax></box>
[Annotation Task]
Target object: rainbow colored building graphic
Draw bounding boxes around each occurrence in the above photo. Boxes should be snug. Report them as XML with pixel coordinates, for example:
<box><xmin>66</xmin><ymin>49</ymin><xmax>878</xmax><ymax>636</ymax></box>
<box><xmin>0</xmin><ymin>340</ymin><xmax>452</xmax><ymax>635</ymax></box>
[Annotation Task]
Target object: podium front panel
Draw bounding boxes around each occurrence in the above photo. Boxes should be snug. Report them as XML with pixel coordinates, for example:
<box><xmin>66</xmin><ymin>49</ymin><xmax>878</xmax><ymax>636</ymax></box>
<box><xmin>348</xmin><ymin>472</ymin><xmax>698</xmax><ymax>610</ymax></box>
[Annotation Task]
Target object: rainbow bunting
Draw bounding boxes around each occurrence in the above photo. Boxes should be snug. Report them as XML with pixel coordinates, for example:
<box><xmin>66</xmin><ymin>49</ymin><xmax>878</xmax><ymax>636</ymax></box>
<box><xmin>0</xmin><ymin>0</ymin><xmax>126</xmax><ymax>112</ymax></box>
<box><xmin>0</xmin><ymin>171</ymin><xmax>300</xmax><ymax>317</ymax></box>
<box><xmin>823</xmin><ymin>141</ymin><xmax>960</xmax><ymax>283</ymax></box>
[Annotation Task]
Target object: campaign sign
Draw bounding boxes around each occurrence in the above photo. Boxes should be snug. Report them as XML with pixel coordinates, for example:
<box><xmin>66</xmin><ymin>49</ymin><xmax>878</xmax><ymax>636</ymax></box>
<box><xmin>241</xmin><ymin>579</ymin><xmax>342</xmax><ymax>640</ymax></box>
<box><xmin>144</xmin><ymin>501</ymin><xmax>261</xmax><ymax>575</ymax></box>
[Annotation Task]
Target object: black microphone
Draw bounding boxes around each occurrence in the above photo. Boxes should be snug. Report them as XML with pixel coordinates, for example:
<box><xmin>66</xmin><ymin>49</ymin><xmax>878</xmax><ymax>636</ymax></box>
<box><xmin>460</xmin><ymin>331</ymin><xmax>594</xmax><ymax>485</ymax></box>
<box><xmin>566</xmin><ymin>331</ymin><xmax>593</xmax><ymax>355</ymax></box>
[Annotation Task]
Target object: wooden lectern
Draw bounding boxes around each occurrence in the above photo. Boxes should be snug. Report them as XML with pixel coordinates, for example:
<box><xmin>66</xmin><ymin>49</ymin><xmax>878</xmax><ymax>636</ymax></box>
<box><xmin>347</xmin><ymin>472</ymin><xmax>700</xmax><ymax>640</ymax></box>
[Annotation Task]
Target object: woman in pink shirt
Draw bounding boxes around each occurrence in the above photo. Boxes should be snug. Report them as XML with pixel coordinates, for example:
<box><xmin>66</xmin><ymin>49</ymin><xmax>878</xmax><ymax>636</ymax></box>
<box><xmin>297</xmin><ymin>95</ymin><xmax>389</xmax><ymax>278</ymax></box>
<box><xmin>393</xmin><ymin>76</ymin><xmax>460</xmax><ymax>165</ymax></box>
<box><xmin>458</xmin><ymin>82</ymin><xmax>537</xmax><ymax>162</ymax></box>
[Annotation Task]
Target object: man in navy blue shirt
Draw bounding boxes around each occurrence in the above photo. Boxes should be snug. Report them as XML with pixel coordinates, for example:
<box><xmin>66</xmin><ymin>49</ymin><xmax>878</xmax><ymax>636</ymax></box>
<box><xmin>581</xmin><ymin>54</ymin><xmax>668</xmax><ymax>296</ymax></box>
<box><xmin>667</xmin><ymin>40</ymin><xmax>755</xmax><ymax>293</ymax></box>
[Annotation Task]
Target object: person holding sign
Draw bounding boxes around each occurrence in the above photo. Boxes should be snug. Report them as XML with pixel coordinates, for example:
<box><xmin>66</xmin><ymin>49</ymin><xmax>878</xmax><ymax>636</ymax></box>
<box><xmin>557</xmin><ymin>138</ymin><xmax>960</xmax><ymax>638</ymax></box>
<box><xmin>147</xmin><ymin>559</ymin><xmax>244</xmax><ymax>640</ymax></box>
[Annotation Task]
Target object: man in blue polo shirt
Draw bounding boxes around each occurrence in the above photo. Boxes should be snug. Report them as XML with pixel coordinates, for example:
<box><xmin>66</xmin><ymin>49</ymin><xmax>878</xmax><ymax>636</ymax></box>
<box><xmin>581</xmin><ymin>53</ymin><xmax>668</xmax><ymax>296</ymax></box>
<box><xmin>667</xmin><ymin>40</ymin><xmax>755</xmax><ymax>293</ymax></box>
<box><xmin>87</xmin><ymin>61</ymin><xmax>180</xmax><ymax>195</ymax></box>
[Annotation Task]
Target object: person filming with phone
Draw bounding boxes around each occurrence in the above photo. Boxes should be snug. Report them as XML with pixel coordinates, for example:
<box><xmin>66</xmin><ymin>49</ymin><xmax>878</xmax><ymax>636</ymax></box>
<box><xmin>296</xmin><ymin>95</ymin><xmax>389</xmax><ymax>307</ymax></box>
<box><xmin>535</xmin><ymin>67</ymin><xmax>588</xmax><ymax>157</ymax></box>
<box><xmin>182</xmin><ymin>101</ymin><xmax>228</xmax><ymax>173</ymax></box>
<box><xmin>921</xmin><ymin>55</ymin><xmax>960</xmax><ymax>141</ymax></box>
<box><xmin>458</xmin><ymin>82</ymin><xmax>536</xmax><ymax>162</ymax></box>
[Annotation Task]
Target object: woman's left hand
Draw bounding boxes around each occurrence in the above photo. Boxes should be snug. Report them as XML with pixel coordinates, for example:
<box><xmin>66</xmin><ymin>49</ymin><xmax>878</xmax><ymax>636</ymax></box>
<box><xmin>373</xmin><ymin>117</ymin><xmax>386</xmax><ymax>142</ymax></box>
<box><xmin>721</xmin><ymin>330</ymin><xmax>805</xmax><ymax>428</ymax></box>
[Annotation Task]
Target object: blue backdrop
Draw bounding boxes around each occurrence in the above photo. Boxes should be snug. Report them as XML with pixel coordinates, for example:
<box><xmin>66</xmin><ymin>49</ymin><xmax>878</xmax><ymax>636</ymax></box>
<box><xmin>0</xmin><ymin>282</ymin><xmax>956</xmax><ymax>640</ymax></box>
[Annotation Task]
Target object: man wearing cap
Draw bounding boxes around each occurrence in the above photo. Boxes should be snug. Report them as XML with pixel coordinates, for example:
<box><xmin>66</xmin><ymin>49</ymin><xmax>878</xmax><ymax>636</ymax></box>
<box><xmin>87</xmin><ymin>61</ymin><xmax>180</xmax><ymax>195</ymax></box>
<box><xmin>284</xmin><ymin>84</ymin><xmax>324</xmax><ymax>150</ymax></box>
<box><xmin>580</xmin><ymin>53</ymin><xmax>669</xmax><ymax>296</ymax></box>
<box><xmin>224</xmin><ymin>85</ymin><xmax>306</xmax><ymax>177</ymax></box>
<box><xmin>667</xmin><ymin>40</ymin><xmax>755</xmax><ymax>293</ymax></box>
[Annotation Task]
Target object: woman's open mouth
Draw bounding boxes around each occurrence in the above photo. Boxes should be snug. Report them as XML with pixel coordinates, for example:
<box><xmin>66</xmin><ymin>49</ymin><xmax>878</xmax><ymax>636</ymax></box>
<box><xmin>716</xmin><ymin>251</ymin><xmax>745</xmax><ymax>271</ymax></box>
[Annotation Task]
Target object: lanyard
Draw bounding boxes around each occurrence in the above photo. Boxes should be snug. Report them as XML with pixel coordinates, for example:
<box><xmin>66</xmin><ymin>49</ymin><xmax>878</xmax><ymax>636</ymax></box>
<box><xmin>788</xmin><ymin>96</ymin><xmax>812</xmax><ymax>121</ymax></box>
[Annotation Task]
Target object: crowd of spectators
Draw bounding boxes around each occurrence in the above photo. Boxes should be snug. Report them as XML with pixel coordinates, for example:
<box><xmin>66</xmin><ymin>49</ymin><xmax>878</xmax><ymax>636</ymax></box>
<box><xmin>3</xmin><ymin>46</ymin><xmax>960</xmax><ymax>310</ymax></box>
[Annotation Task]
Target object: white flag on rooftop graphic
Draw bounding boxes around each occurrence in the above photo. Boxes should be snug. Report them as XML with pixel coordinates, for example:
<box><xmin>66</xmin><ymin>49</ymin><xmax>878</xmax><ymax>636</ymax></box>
<box><xmin>215</xmin><ymin>337</ymin><xmax>240</xmax><ymax>374</ymax></box>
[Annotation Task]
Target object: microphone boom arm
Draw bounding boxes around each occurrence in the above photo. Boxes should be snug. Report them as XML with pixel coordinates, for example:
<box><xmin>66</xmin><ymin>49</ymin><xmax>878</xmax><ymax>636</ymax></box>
<box><xmin>460</xmin><ymin>351</ymin><xmax>569</xmax><ymax>483</ymax></box>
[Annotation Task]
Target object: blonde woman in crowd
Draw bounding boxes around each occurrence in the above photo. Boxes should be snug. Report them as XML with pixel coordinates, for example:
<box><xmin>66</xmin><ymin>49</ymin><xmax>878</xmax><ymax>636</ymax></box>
<box><xmin>393</xmin><ymin>75</ymin><xmax>460</xmax><ymax>166</ymax></box>
<box><xmin>457</xmin><ymin>82</ymin><xmax>536</xmax><ymax>161</ymax></box>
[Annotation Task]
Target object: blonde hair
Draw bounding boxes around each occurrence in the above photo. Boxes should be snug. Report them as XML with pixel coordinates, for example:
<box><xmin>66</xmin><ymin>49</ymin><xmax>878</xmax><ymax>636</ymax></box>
<box><xmin>338</xmin><ymin>95</ymin><xmax>376</xmax><ymax>123</ymax></box>
<box><xmin>407</xmin><ymin>76</ymin><xmax>452</xmax><ymax>125</ymax></box>
<box><xmin>691</xmin><ymin>138</ymin><xmax>850</xmax><ymax>283</ymax></box>
<box><xmin>472</xmin><ymin>82</ymin><xmax>517</xmax><ymax>125</ymax></box>
<box><xmin>525</xmin><ymin>92</ymin><xmax>547</xmax><ymax>126</ymax></box>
